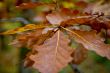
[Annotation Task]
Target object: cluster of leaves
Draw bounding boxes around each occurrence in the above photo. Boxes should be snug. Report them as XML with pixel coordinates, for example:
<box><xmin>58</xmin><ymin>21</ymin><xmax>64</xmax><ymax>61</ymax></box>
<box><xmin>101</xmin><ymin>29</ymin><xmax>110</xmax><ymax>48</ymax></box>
<box><xmin>1</xmin><ymin>1</ymin><xmax>110</xmax><ymax>73</ymax></box>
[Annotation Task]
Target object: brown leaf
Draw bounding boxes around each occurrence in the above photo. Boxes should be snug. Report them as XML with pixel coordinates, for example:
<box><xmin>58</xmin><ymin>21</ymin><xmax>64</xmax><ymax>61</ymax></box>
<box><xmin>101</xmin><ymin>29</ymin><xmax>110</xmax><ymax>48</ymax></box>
<box><xmin>11</xmin><ymin>29</ymin><xmax>56</xmax><ymax>67</ymax></box>
<box><xmin>46</xmin><ymin>11</ymin><xmax>70</xmax><ymax>25</ymax></box>
<box><xmin>10</xmin><ymin>29</ymin><xmax>55</xmax><ymax>48</ymax></box>
<box><xmin>65</xmin><ymin>28</ymin><xmax>110</xmax><ymax>59</ymax></box>
<box><xmin>61</xmin><ymin>16</ymin><xmax>90</xmax><ymax>27</ymax></box>
<box><xmin>72</xmin><ymin>44</ymin><xmax>87</xmax><ymax>64</ymax></box>
<box><xmin>22</xmin><ymin>30</ymin><xmax>56</xmax><ymax>67</ymax></box>
<box><xmin>16</xmin><ymin>2</ymin><xmax>55</xmax><ymax>10</ymax></box>
<box><xmin>61</xmin><ymin>15</ymin><xmax>110</xmax><ymax>32</ymax></box>
<box><xmin>24</xmin><ymin>49</ymin><xmax>37</xmax><ymax>67</ymax></box>
<box><xmin>29</xmin><ymin>31</ymin><xmax>74</xmax><ymax>73</ymax></box>
<box><xmin>9</xmin><ymin>29</ymin><xmax>42</xmax><ymax>48</ymax></box>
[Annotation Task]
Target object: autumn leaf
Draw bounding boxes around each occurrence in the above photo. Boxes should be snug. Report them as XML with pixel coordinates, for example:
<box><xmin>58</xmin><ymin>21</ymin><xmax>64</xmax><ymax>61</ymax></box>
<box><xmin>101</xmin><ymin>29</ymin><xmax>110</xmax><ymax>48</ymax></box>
<box><xmin>61</xmin><ymin>15</ymin><xmax>110</xmax><ymax>32</ymax></box>
<box><xmin>69</xmin><ymin>38</ymin><xmax>87</xmax><ymax>64</ymax></box>
<box><xmin>24</xmin><ymin>49</ymin><xmax>37</xmax><ymax>67</ymax></box>
<box><xmin>46</xmin><ymin>11</ymin><xmax>70</xmax><ymax>25</ymax></box>
<box><xmin>72</xmin><ymin>44</ymin><xmax>87</xmax><ymax>64</ymax></box>
<box><xmin>10</xmin><ymin>29</ymin><xmax>43</xmax><ymax>48</ymax></box>
<box><xmin>10</xmin><ymin>29</ymin><xmax>56</xmax><ymax>68</ymax></box>
<box><xmin>1</xmin><ymin>24</ymin><xmax>53</xmax><ymax>35</ymax></box>
<box><xmin>61</xmin><ymin>16</ymin><xmax>90</xmax><ymax>27</ymax></box>
<box><xmin>16</xmin><ymin>2</ymin><xmax>55</xmax><ymax>10</ymax></box>
<box><xmin>65</xmin><ymin>28</ymin><xmax>110</xmax><ymax>59</ymax></box>
<box><xmin>29</xmin><ymin>30</ymin><xmax>74</xmax><ymax>73</ymax></box>
<box><xmin>46</xmin><ymin>10</ymin><xmax>81</xmax><ymax>25</ymax></box>
<box><xmin>10</xmin><ymin>29</ymin><xmax>55</xmax><ymax>48</ymax></box>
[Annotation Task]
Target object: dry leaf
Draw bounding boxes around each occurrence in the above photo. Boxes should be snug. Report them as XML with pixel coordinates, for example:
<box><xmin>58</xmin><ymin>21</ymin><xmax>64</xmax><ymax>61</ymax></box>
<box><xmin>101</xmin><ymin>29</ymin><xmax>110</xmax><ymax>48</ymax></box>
<box><xmin>61</xmin><ymin>15</ymin><xmax>110</xmax><ymax>32</ymax></box>
<box><xmin>16</xmin><ymin>2</ymin><xmax>55</xmax><ymax>10</ymax></box>
<box><xmin>72</xmin><ymin>44</ymin><xmax>87</xmax><ymax>64</ymax></box>
<box><xmin>67</xmin><ymin>29</ymin><xmax>110</xmax><ymax>59</ymax></box>
<box><xmin>10</xmin><ymin>29</ymin><xmax>43</xmax><ymax>48</ymax></box>
<box><xmin>61</xmin><ymin>16</ymin><xmax>90</xmax><ymax>27</ymax></box>
<box><xmin>1</xmin><ymin>24</ymin><xmax>51</xmax><ymax>35</ymax></box>
<box><xmin>10</xmin><ymin>29</ymin><xmax>55</xmax><ymax>48</ymax></box>
<box><xmin>24</xmin><ymin>49</ymin><xmax>37</xmax><ymax>67</ymax></box>
<box><xmin>29</xmin><ymin>31</ymin><xmax>74</xmax><ymax>73</ymax></box>
<box><xmin>46</xmin><ymin>11</ymin><xmax>70</xmax><ymax>25</ymax></box>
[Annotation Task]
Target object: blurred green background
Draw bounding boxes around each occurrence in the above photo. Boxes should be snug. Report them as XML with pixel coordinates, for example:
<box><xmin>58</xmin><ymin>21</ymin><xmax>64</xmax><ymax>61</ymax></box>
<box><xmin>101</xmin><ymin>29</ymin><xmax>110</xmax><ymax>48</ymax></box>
<box><xmin>0</xmin><ymin>0</ymin><xmax>110</xmax><ymax>73</ymax></box>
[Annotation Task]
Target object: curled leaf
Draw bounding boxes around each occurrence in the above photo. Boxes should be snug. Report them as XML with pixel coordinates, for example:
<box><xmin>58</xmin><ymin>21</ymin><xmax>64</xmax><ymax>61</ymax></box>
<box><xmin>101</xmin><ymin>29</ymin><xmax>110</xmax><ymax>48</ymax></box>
<box><xmin>1</xmin><ymin>24</ymin><xmax>52</xmax><ymax>35</ymax></box>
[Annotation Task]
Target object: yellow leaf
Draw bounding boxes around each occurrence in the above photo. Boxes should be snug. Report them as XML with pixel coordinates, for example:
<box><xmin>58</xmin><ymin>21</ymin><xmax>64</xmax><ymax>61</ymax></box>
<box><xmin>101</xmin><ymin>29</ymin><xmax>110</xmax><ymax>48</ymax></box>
<box><xmin>1</xmin><ymin>24</ymin><xmax>52</xmax><ymax>35</ymax></box>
